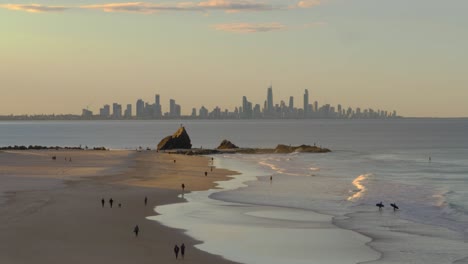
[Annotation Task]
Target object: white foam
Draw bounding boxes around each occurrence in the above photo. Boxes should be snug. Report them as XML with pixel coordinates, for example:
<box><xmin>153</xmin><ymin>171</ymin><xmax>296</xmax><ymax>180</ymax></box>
<box><xmin>148</xmin><ymin>155</ymin><xmax>380</xmax><ymax>264</ymax></box>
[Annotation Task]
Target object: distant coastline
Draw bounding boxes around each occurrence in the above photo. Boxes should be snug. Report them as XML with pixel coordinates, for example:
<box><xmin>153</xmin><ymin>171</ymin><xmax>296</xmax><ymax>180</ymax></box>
<box><xmin>0</xmin><ymin>115</ymin><xmax>404</xmax><ymax>121</ymax></box>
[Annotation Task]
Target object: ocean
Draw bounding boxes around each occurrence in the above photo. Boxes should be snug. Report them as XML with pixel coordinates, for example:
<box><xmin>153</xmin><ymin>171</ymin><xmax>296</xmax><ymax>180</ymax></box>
<box><xmin>1</xmin><ymin>119</ymin><xmax>467</xmax><ymax>263</ymax></box>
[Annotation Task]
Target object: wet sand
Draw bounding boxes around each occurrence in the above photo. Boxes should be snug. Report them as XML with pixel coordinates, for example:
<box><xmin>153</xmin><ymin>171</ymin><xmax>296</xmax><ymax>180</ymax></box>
<box><xmin>0</xmin><ymin>150</ymin><xmax>240</xmax><ymax>264</ymax></box>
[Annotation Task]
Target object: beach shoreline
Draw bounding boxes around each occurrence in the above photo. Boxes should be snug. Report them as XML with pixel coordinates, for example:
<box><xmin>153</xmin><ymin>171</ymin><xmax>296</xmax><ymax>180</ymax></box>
<box><xmin>0</xmin><ymin>150</ymin><xmax>240</xmax><ymax>264</ymax></box>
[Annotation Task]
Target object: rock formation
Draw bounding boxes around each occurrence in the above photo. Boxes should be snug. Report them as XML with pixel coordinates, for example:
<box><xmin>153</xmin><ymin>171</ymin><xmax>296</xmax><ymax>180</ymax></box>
<box><xmin>274</xmin><ymin>144</ymin><xmax>330</xmax><ymax>153</ymax></box>
<box><xmin>217</xmin><ymin>140</ymin><xmax>239</xmax><ymax>149</ymax></box>
<box><xmin>157</xmin><ymin>127</ymin><xmax>192</xmax><ymax>151</ymax></box>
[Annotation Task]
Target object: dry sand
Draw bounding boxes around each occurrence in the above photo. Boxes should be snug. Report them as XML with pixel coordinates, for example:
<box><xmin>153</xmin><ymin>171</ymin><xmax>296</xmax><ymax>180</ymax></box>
<box><xmin>0</xmin><ymin>150</ymin><xmax>240</xmax><ymax>264</ymax></box>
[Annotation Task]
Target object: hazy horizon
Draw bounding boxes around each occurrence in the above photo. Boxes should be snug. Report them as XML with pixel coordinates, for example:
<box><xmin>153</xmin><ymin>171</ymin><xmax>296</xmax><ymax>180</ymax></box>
<box><xmin>1</xmin><ymin>0</ymin><xmax>467</xmax><ymax>118</ymax></box>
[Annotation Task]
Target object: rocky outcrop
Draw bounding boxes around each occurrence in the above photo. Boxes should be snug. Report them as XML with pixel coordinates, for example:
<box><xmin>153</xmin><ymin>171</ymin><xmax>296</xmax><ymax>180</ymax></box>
<box><xmin>274</xmin><ymin>144</ymin><xmax>330</xmax><ymax>153</ymax></box>
<box><xmin>217</xmin><ymin>140</ymin><xmax>239</xmax><ymax>149</ymax></box>
<box><xmin>157</xmin><ymin>127</ymin><xmax>192</xmax><ymax>151</ymax></box>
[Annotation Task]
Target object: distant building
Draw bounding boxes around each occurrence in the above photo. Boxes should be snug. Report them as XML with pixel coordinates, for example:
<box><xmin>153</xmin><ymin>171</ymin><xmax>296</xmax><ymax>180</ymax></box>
<box><xmin>136</xmin><ymin>99</ymin><xmax>144</xmax><ymax>118</ymax></box>
<box><xmin>199</xmin><ymin>106</ymin><xmax>208</xmax><ymax>118</ymax></box>
<box><xmin>289</xmin><ymin>96</ymin><xmax>294</xmax><ymax>111</ymax></box>
<box><xmin>124</xmin><ymin>104</ymin><xmax>132</xmax><ymax>118</ymax></box>
<box><xmin>303</xmin><ymin>89</ymin><xmax>309</xmax><ymax>117</ymax></box>
<box><xmin>169</xmin><ymin>99</ymin><xmax>176</xmax><ymax>117</ymax></box>
<box><xmin>82</xmin><ymin>109</ymin><xmax>93</xmax><ymax>118</ymax></box>
<box><xmin>267</xmin><ymin>86</ymin><xmax>273</xmax><ymax>114</ymax></box>
<box><xmin>112</xmin><ymin>103</ymin><xmax>122</xmax><ymax>119</ymax></box>
<box><xmin>154</xmin><ymin>94</ymin><xmax>162</xmax><ymax>117</ymax></box>
<box><xmin>242</xmin><ymin>96</ymin><xmax>252</xmax><ymax>119</ymax></box>
<box><xmin>99</xmin><ymin>104</ymin><xmax>110</xmax><ymax>118</ymax></box>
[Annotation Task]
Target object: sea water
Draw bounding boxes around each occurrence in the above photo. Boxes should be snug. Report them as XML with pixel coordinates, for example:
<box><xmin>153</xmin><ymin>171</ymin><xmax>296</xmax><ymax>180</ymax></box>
<box><xmin>1</xmin><ymin>119</ymin><xmax>468</xmax><ymax>263</ymax></box>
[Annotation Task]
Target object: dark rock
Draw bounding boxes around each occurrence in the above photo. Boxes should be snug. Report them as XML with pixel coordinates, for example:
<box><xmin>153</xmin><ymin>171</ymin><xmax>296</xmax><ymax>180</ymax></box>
<box><xmin>157</xmin><ymin>127</ymin><xmax>192</xmax><ymax>151</ymax></box>
<box><xmin>217</xmin><ymin>140</ymin><xmax>239</xmax><ymax>149</ymax></box>
<box><xmin>274</xmin><ymin>144</ymin><xmax>330</xmax><ymax>153</ymax></box>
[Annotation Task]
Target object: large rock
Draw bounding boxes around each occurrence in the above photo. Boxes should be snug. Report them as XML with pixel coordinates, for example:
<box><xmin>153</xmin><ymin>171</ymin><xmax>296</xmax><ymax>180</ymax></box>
<box><xmin>274</xmin><ymin>144</ymin><xmax>331</xmax><ymax>153</ymax></box>
<box><xmin>217</xmin><ymin>139</ymin><xmax>239</xmax><ymax>149</ymax></box>
<box><xmin>157</xmin><ymin>127</ymin><xmax>192</xmax><ymax>151</ymax></box>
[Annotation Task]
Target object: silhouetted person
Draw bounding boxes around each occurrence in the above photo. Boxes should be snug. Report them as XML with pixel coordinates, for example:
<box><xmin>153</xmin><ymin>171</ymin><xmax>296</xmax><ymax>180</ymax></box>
<box><xmin>118</xmin><ymin>203</ymin><xmax>122</xmax><ymax>208</ymax></box>
<box><xmin>101</xmin><ymin>198</ymin><xmax>105</xmax><ymax>208</ymax></box>
<box><xmin>174</xmin><ymin>245</ymin><xmax>180</xmax><ymax>259</ymax></box>
<box><xmin>204</xmin><ymin>171</ymin><xmax>208</xmax><ymax>176</ymax></box>
<box><xmin>390</xmin><ymin>203</ymin><xmax>399</xmax><ymax>211</ymax></box>
<box><xmin>144</xmin><ymin>196</ymin><xmax>148</xmax><ymax>206</ymax></box>
<box><xmin>181</xmin><ymin>183</ymin><xmax>185</xmax><ymax>191</ymax></box>
<box><xmin>376</xmin><ymin>201</ymin><xmax>384</xmax><ymax>210</ymax></box>
<box><xmin>174</xmin><ymin>159</ymin><xmax>176</xmax><ymax>163</ymax></box>
<box><xmin>270</xmin><ymin>175</ymin><xmax>273</xmax><ymax>182</ymax></box>
<box><xmin>134</xmin><ymin>225</ymin><xmax>139</xmax><ymax>237</ymax></box>
<box><xmin>109</xmin><ymin>198</ymin><xmax>114</xmax><ymax>208</ymax></box>
<box><xmin>180</xmin><ymin>243</ymin><xmax>185</xmax><ymax>259</ymax></box>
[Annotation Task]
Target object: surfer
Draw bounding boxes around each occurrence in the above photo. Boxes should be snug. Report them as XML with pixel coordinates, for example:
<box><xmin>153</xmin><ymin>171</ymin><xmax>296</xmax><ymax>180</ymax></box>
<box><xmin>376</xmin><ymin>201</ymin><xmax>384</xmax><ymax>210</ymax></box>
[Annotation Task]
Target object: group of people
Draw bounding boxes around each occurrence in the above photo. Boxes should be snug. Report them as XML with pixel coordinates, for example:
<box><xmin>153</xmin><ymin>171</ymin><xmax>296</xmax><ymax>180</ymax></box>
<box><xmin>174</xmin><ymin>243</ymin><xmax>186</xmax><ymax>259</ymax></box>
<box><xmin>376</xmin><ymin>201</ymin><xmax>399</xmax><ymax>211</ymax></box>
<box><xmin>101</xmin><ymin>197</ymin><xmax>122</xmax><ymax>208</ymax></box>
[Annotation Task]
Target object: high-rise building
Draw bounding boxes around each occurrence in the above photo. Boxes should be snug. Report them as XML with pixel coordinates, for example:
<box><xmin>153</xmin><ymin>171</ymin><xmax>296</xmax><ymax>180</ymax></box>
<box><xmin>267</xmin><ymin>86</ymin><xmax>273</xmax><ymax>114</ymax></box>
<box><xmin>154</xmin><ymin>94</ymin><xmax>162</xmax><ymax>117</ymax></box>
<box><xmin>199</xmin><ymin>106</ymin><xmax>208</xmax><ymax>118</ymax></box>
<box><xmin>124</xmin><ymin>104</ymin><xmax>132</xmax><ymax>118</ymax></box>
<box><xmin>303</xmin><ymin>89</ymin><xmax>309</xmax><ymax>117</ymax></box>
<box><xmin>99</xmin><ymin>104</ymin><xmax>110</xmax><ymax>117</ymax></box>
<box><xmin>82</xmin><ymin>109</ymin><xmax>93</xmax><ymax>118</ymax></box>
<box><xmin>289</xmin><ymin>96</ymin><xmax>294</xmax><ymax>111</ymax></box>
<box><xmin>169</xmin><ymin>99</ymin><xmax>176</xmax><ymax>117</ymax></box>
<box><xmin>242</xmin><ymin>96</ymin><xmax>252</xmax><ymax>118</ymax></box>
<box><xmin>175</xmin><ymin>104</ymin><xmax>181</xmax><ymax>117</ymax></box>
<box><xmin>112</xmin><ymin>103</ymin><xmax>122</xmax><ymax>119</ymax></box>
<box><xmin>136</xmin><ymin>99</ymin><xmax>144</xmax><ymax>118</ymax></box>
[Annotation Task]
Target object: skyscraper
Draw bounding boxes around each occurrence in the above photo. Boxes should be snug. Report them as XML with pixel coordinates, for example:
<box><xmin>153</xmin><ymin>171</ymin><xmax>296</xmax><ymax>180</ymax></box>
<box><xmin>267</xmin><ymin>86</ymin><xmax>273</xmax><ymax>114</ymax></box>
<box><xmin>289</xmin><ymin>96</ymin><xmax>294</xmax><ymax>111</ymax></box>
<box><xmin>303</xmin><ymin>89</ymin><xmax>309</xmax><ymax>117</ymax></box>
<box><xmin>136</xmin><ymin>99</ymin><xmax>144</xmax><ymax>118</ymax></box>
<box><xmin>154</xmin><ymin>94</ymin><xmax>162</xmax><ymax>117</ymax></box>
<box><xmin>112</xmin><ymin>103</ymin><xmax>122</xmax><ymax>119</ymax></box>
<box><xmin>124</xmin><ymin>104</ymin><xmax>132</xmax><ymax>118</ymax></box>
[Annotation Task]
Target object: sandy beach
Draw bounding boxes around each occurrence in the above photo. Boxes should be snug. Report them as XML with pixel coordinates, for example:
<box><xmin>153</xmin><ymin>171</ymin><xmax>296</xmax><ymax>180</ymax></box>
<box><xmin>0</xmin><ymin>150</ymin><xmax>240</xmax><ymax>264</ymax></box>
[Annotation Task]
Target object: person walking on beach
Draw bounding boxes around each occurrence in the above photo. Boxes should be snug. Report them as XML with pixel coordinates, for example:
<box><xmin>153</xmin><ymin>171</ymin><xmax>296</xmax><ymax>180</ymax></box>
<box><xmin>204</xmin><ymin>171</ymin><xmax>208</xmax><ymax>176</ymax></box>
<box><xmin>174</xmin><ymin>245</ymin><xmax>180</xmax><ymax>259</ymax></box>
<box><xmin>181</xmin><ymin>183</ymin><xmax>185</xmax><ymax>192</ymax></box>
<box><xmin>109</xmin><ymin>198</ymin><xmax>114</xmax><ymax>208</ymax></box>
<box><xmin>180</xmin><ymin>243</ymin><xmax>185</xmax><ymax>259</ymax></box>
<box><xmin>144</xmin><ymin>196</ymin><xmax>148</xmax><ymax>206</ymax></box>
<box><xmin>101</xmin><ymin>198</ymin><xmax>105</xmax><ymax>208</ymax></box>
<box><xmin>133</xmin><ymin>225</ymin><xmax>139</xmax><ymax>237</ymax></box>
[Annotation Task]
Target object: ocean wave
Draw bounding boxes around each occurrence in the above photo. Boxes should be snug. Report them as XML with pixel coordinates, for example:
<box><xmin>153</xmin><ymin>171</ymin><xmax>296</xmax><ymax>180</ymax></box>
<box><xmin>347</xmin><ymin>173</ymin><xmax>373</xmax><ymax>201</ymax></box>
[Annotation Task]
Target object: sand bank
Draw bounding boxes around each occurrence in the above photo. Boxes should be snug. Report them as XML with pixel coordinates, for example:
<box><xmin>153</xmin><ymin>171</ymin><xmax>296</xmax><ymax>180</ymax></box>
<box><xmin>0</xmin><ymin>150</ymin><xmax>239</xmax><ymax>264</ymax></box>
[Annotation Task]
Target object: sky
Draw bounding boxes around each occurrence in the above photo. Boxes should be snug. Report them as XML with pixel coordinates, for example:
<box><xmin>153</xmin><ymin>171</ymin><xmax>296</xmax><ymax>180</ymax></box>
<box><xmin>0</xmin><ymin>0</ymin><xmax>467</xmax><ymax>117</ymax></box>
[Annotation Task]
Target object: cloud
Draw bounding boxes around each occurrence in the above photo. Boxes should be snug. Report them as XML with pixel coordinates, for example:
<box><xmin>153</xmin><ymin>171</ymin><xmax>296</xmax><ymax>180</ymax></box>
<box><xmin>297</xmin><ymin>0</ymin><xmax>321</xmax><ymax>8</ymax></box>
<box><xmin>214</xmin><ymin>22</ymin><xmax>286</xmax><ymax>33</ymax></box>
<box><xmin>0</xmin><ymin>4</ymin><xmax>68</xmax><ymax>13</ymax></box>
<box><xmin>302</xmin><ymin>21</ymin><xmax>327</xmax><ymax>28</ymax></box>
<box><xmin>82</xmin><ymin>0</ymin><xmax>274</xmax><ymax>14</ymax></box>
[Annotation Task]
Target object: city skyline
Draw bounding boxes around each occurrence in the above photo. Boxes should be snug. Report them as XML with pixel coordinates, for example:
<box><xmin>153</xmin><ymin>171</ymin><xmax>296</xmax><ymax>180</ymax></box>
<box><xmin>81</xmin><ymin>86</ymin><xmax>399</xmax><ymax>120</ymax></box>
<box><xmin>1</xmin><ymin>0</ymin><xmax>468</xmax><ymax>117</ymax></box>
